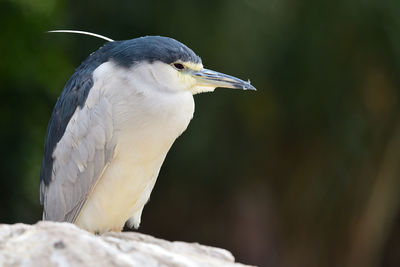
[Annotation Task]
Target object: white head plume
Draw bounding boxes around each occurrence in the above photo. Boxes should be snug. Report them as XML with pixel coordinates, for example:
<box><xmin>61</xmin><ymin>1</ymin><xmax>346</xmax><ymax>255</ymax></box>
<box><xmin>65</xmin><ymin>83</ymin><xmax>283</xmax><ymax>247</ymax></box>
<box><xmin>47</xmin><ymin>30</ymin><xmax>114</xmax><ymax>42</ymax></box>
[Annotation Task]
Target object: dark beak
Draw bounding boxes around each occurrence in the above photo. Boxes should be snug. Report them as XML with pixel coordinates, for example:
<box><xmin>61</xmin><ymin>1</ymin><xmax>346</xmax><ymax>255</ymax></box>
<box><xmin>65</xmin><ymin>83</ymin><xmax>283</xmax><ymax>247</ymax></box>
<box><xmin>192</xmin><ymin>68</ymin><xmax>256</xmax><ymax>90</ymax></box>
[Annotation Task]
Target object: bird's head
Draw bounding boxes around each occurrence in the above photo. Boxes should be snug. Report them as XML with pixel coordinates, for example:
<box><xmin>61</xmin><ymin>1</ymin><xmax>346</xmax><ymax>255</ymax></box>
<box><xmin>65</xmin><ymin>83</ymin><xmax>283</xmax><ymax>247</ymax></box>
<box><xmin>94</xmin><ymin>36</ymin><xmax>256</xmax><ymax>95</ymax></box>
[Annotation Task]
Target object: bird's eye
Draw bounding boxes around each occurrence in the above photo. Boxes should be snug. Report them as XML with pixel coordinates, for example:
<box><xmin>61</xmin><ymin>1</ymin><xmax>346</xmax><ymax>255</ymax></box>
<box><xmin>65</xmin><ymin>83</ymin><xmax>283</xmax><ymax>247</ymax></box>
<box><xmin>173</xmin><ymin>63</ymin><xmax>185</xmax><ymax>70</ymax></box>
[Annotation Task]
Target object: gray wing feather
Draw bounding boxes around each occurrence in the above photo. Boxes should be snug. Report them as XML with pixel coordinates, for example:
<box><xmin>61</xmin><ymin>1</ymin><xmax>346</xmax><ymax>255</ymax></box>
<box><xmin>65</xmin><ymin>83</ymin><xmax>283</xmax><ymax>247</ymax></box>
<box><xmin>41</xmin><ymin>91</ymin><xmax>116</xmax><ymax>223</ymax></box>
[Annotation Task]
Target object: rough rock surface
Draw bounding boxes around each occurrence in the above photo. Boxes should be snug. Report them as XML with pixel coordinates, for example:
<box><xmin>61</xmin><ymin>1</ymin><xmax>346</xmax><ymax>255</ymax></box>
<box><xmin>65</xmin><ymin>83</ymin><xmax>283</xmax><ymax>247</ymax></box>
<box><xmin>0</xmin><ymin>221</ymin><xmax>253</xmax><ymax>267</ymax></box>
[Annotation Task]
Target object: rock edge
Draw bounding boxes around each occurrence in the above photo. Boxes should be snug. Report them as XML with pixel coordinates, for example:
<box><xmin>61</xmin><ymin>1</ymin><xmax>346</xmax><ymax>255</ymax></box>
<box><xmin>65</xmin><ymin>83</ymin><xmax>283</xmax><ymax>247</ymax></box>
<box><xmin>0</xmin><ymin>221</ymin><xmax>254</xmax><ymax>267</ymax></box>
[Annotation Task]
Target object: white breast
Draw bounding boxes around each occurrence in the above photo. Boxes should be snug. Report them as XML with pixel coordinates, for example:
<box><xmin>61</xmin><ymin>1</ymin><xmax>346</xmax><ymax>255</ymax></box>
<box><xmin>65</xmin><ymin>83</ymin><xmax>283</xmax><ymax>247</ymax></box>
<box><xmin>75</xmin><ymin>61</ymin><xmax>195</xmax><ymax>233</ymax></box>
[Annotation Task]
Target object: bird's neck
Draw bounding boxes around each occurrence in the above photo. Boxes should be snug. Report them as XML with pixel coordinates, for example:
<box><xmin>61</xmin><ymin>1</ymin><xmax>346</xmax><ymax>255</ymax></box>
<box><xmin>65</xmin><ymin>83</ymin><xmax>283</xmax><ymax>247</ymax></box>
<box><xmin>93</xmin><ymin>61</ymin><xmax>195</xmax><ymax>161</ymax></box>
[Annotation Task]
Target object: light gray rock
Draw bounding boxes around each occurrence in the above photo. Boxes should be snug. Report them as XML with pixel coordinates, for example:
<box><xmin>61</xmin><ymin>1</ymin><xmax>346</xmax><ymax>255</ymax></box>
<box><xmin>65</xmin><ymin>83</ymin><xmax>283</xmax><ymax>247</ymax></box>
<box><xmin>0</xmin><ymin>221</ymin><xmax>253</xmax><ymax>267</ymax></box>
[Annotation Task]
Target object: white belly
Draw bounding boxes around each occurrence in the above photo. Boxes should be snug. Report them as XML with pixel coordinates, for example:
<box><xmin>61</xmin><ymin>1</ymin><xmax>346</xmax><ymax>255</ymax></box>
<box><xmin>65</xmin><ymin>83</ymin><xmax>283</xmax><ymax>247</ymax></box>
<box><xmin>75</xmin><ymin>135</ymin><xmax>170</xmax><ymax>233</ymax></box>
<box><xmin>74</xmin><ymin>62</ymin><xmax>195</xmax><ymax>233</ymax></box>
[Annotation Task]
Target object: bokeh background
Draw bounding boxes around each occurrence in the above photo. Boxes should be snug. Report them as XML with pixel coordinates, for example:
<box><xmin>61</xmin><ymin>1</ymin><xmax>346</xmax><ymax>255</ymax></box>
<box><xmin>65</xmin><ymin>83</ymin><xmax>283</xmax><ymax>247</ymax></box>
<box><xmin>1</xmin><ymin>0</ymin><xmax>400</xmax><ymax>266</ymax></box>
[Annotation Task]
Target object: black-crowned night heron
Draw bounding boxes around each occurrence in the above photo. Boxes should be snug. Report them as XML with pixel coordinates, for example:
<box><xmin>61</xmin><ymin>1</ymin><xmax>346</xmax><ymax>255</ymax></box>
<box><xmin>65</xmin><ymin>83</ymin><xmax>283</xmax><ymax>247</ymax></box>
<box><xmin>40</xmin><ymin>31</ymin><xmax>255</xmax><ymax>234</ymax></box>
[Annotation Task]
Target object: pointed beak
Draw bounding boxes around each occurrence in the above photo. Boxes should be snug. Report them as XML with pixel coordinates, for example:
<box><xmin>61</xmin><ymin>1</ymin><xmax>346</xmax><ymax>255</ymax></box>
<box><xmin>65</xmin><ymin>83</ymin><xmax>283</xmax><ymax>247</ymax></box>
<box><xmin>192</xmin><ymin>68</ymin><xmax>256</xmax><ymax>90</ymax></box>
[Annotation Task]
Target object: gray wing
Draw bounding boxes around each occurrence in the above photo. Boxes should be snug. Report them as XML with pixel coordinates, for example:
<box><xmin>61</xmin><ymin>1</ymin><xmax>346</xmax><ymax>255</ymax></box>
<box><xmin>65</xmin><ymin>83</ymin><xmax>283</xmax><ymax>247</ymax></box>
<box><xmin>40</xmin><ymin>44</ymin><xmax>118</xmax><ymax>222</ymax></box>
<box><xmin>40</xmin><ymin>89</ymin><xmax>116</xmax><ymax>222</ymax></box>
<box><xmin>40</xmin><ymin>53</ymin><xmax>117</xmax><ymax>222</ymax></box>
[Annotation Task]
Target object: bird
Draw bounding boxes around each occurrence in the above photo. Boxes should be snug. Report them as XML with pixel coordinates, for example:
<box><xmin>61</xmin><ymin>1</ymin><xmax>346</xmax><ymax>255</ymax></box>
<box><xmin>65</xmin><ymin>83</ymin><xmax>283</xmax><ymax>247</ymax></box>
<box><xmin>40</xmin><ymin>31</ymin><xmax>256</xmax><ymax>234</ymax></box>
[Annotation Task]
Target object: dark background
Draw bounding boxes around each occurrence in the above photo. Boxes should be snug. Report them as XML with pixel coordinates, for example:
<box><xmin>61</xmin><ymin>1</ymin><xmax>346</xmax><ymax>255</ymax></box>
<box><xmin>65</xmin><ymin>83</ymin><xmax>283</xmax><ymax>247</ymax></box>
<box><xmin>1</xmin><ymin>0</ymin><xmax>400</xmax><ymax>266</ymax></box>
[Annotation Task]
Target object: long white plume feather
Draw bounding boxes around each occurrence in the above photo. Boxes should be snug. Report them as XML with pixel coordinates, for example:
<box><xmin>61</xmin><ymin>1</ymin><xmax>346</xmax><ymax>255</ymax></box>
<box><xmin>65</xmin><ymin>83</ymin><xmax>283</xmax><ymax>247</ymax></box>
<box><xmin>47</xmin><ymin>30</ymin><xmax>114</xmax><ymax>42</ymax></box>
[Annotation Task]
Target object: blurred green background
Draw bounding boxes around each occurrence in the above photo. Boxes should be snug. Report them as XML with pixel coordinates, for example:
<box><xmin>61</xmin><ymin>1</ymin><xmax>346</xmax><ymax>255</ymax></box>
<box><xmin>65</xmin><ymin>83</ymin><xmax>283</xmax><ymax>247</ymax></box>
<box><xmin>1</xmin><ymin>0</ymin><xmax>400</xmax><ymax>266</ymax></box>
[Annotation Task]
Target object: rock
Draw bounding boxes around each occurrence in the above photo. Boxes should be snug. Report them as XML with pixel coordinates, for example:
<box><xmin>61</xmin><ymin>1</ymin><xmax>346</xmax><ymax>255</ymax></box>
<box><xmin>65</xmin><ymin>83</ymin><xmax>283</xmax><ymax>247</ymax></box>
<box><xmin>0</xmin><ymin>221</ymin><xmax>253</xmax><ymax>267</ymax></box>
